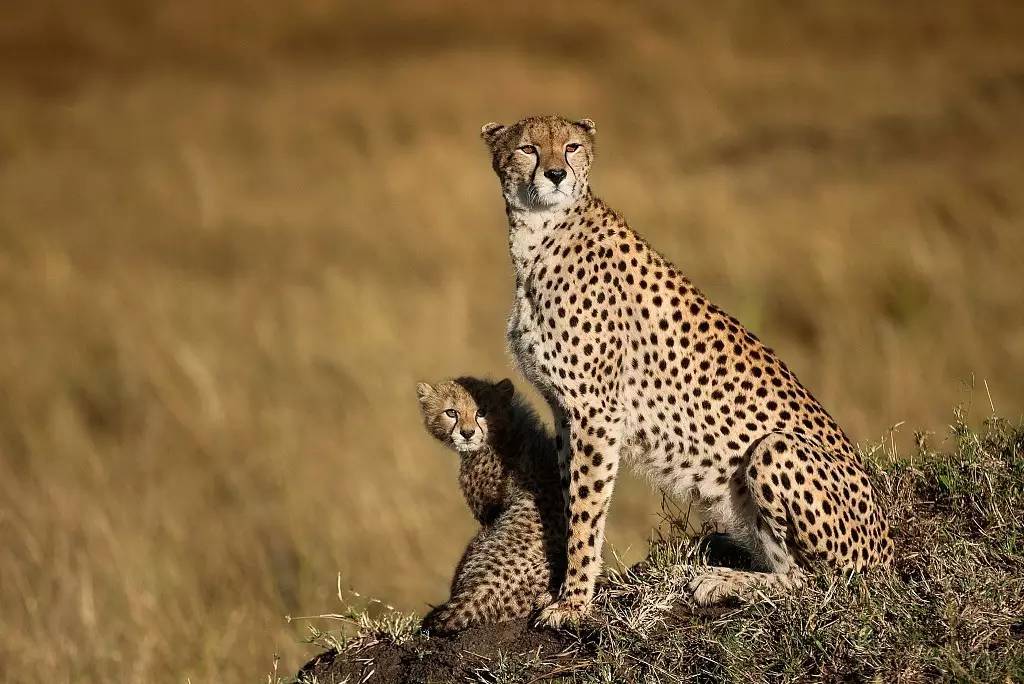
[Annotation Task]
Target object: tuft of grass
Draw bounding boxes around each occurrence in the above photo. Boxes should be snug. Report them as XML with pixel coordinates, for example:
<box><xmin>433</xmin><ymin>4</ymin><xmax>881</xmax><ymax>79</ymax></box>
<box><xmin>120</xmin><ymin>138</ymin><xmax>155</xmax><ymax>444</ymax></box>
<box><xmin>299</xmin><ymin>415</ymin><xmax>1024</xmax><ymax>682</ymax></box>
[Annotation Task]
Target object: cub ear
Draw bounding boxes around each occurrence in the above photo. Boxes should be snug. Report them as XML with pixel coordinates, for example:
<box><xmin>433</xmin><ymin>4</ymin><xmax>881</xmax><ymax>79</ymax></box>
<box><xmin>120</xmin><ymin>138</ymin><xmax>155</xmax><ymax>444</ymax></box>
<box><xmin>575</xmin><ymin>118</ymin><xmax>597</xmax><ymax>136</ymax></box>
<box><xmin>416</xmin><ymin>382</ymin><xmax>434</xmax><ymax>404</ymax></box>
<box><xmin>495</xmin><ymin>378</ymin><xmax>515</xmax><ymax>400</ymax></box>
<box><xmin>480</xmin><ymin>122</ymin><xmax>506</xmax><ymax>146</ymax></box>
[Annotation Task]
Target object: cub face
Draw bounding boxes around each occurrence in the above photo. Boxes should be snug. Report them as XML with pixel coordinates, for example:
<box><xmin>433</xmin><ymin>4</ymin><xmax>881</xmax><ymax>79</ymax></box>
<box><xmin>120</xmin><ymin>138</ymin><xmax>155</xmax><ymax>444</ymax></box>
<box><xmin>416</xmin><ymin>377</ymin><xmax>515</xmax><ymax>454</ymax></box>
<box><xmin>481</xmin><ymin>115</ymin><xmax>597</xmax><ymax>212</ymax></box>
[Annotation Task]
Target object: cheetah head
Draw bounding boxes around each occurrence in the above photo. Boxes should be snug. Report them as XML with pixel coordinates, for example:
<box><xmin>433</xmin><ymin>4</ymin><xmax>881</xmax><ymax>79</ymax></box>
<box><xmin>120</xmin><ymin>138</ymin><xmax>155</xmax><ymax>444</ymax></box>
<box><xmin>480</xmin><ymin>115</ymin><xmax>596</xmax><ymax>212</ymax></box>
<box><xmin>416</xmin><ymin>377</ymin><xmax>516</xmax><ymax>454</ymax></box>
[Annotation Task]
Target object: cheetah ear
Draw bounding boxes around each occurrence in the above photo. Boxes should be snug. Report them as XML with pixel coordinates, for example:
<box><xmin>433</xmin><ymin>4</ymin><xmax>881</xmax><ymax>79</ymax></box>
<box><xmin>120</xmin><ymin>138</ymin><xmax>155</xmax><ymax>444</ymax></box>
<box><xmin>480</xmin><ymin>122</ymin><xmax>506</xmax><ymax>146</ymax></box>
<box><xmin>575</xmin><ymin>118</ymin><xmax>597</xmax><ymax>136</ymax></box>
<box><xmin>495</xmin><ymin>378</ymin><xmax>515</xmax><ymax>400</ymax></box>
<box><xmin>416</xmin><ymin>382</ymin><xmax>435</xmax><ymax>404</ymax></box>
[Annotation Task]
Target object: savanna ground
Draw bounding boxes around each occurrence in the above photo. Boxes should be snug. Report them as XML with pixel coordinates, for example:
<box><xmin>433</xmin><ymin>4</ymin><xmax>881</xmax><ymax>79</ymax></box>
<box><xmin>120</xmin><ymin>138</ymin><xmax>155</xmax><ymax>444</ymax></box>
<box><xmin>298</xmin><ymin>415</ymin><xmax>1024</xmax><ymax>683</ymax></box>
<box><xmin>0</xmin><ymin>2</ymin><xmax>1022</xmax><ymax>682</ymax></box>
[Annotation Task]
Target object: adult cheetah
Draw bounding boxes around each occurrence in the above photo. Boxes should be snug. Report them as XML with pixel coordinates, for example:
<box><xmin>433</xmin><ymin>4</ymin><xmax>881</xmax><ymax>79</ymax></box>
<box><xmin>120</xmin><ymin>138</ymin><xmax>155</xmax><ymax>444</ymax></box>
<box><xmin>416</xmin><ymin>377</ymin><xmax>565</xmax><ymax>633</ymax></box>
<box><xmin>480</xmin><ymin>115</ymin><xmax>893</xmax><ymax>627</ymax></box>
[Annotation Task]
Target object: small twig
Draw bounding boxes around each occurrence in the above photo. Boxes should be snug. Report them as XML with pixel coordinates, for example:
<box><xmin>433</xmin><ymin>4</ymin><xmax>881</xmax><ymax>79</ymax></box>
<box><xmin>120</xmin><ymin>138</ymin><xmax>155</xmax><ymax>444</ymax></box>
<box><xmin>286</xmin><ymin>612</ymin><xmax>363</xmax><ymax>627</ymax></box>
<box><xmin>889</xmin><ymin>421</ymin><xmax>905</xmax><ymax>464</ymax></box>
<box><xmin>983</xmin><ymin>379</ymin><xmax>997</xmax><ymax>415</ymax></box>
<box><xmin>524</xmin><ymin>661</ymin><xmax>595</xmax><ymax>683</ymax></box>
<box><xmin>623</xmin><ymin>651</ymin><xmax>685</xmax><ymax>683</ymax></box>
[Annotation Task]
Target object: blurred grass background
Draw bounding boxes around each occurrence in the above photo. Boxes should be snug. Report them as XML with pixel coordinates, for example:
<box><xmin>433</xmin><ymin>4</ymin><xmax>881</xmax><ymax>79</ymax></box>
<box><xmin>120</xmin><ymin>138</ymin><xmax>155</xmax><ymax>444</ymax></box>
<box><xmin>0</xmin><ymin>1</ymin><xmax>1022</xmax><ymax>681</ymax></box>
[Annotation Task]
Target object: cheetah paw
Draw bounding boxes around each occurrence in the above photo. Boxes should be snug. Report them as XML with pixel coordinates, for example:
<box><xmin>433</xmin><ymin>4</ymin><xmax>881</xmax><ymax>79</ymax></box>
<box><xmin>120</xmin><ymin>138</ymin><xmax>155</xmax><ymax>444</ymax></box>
<box><xmin>535</xmin><ymin>598</ymin><xmax>590</xmax><ymax>628</ymax></box>
<box><xmin>688</xmin><ymin>568</ymin><xmax>745</xmax><ymax>606</ymax></box>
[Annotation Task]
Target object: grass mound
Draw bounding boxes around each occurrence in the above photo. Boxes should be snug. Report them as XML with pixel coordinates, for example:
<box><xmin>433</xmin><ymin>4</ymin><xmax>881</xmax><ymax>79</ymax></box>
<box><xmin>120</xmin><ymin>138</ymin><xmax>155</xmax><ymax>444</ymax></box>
<box><xmin>294</xmin><ymin>415</ymin><xmax>1024</xmax><ymax>683</ymax></box>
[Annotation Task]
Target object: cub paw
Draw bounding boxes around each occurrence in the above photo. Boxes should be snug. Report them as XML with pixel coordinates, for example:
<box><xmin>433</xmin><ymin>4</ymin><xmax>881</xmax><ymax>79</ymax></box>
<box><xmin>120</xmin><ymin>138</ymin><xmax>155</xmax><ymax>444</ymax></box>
<box><xmin>531</xmin><ymin>591</ymin><xmax>556</xmax><ymax>611</ymax></box>
<box><xmin>421</xmin><ymin>603</ymin><xmax>469</xmax><ymax>635</ymax></box>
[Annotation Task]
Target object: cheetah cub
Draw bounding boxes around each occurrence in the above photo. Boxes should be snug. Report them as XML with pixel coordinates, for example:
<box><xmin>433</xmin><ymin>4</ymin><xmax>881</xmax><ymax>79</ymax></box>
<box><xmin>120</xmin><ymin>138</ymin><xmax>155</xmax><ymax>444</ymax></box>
<box><xmin>480</xmin><ymin>115</ymin><xmax>894</xmax><ymax>627</ymax></box>
<box><xmin>416</xmin><ymin>377</ymin><xmax>565</xmax><ymax>634</ymax></box>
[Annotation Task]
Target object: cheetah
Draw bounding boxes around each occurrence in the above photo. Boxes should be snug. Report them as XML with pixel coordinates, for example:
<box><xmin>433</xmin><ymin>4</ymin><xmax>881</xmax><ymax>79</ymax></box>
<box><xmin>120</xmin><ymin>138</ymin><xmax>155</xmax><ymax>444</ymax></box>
<box><xmin>416</xmin><ymin>377</ymin><xmax>565</xmax><ymax>633</ymax></box>
<box><xmin>479</xmin><ymin>115</ymin><xmax>893</xmax><ymax>627</ymax></box>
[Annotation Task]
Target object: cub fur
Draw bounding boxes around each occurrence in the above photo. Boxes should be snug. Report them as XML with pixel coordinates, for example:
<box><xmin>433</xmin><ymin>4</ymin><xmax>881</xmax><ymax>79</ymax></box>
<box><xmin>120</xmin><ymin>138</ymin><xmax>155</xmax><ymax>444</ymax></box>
<box><xmin>416</xmin><ymin>377</ymin><xmax>565</xmax><ymax>633</ymax></box>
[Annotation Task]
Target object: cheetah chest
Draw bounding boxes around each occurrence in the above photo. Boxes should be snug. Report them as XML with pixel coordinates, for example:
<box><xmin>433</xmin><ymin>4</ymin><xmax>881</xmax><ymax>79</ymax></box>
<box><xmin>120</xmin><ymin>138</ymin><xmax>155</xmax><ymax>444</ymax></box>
<box><xmin>506</xmin><ymin>221</ymin><xmax>561</xmax><ymax>393</ymax></box>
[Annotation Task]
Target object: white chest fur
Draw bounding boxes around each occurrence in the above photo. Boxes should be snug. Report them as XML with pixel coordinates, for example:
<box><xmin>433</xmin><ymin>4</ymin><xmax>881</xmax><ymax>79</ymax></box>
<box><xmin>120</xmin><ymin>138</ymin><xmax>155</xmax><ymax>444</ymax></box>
<box><xmin>505</xmin><ymin>209</ymin><xmax>562</xmax><ymax>391</ymax></box>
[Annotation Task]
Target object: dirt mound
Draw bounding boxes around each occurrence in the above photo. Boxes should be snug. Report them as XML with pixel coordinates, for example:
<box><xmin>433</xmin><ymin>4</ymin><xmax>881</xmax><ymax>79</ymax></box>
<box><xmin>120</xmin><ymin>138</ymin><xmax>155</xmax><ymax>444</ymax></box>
<box><xmin>294</xmin><ymin>535</ymin><xmax>751</xmax><ymax>683</ymax></box>
<box><xmin>296</xmin><ymin>618</ymin><xmax>586</xmax><ymax>683</ymax></box>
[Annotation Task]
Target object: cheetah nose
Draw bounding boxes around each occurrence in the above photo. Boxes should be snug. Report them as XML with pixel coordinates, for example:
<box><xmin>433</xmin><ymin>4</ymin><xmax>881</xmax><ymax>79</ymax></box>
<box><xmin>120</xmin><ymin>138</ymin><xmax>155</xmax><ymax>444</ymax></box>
<box><xmin>460</xmin><ymin>428</ymin><xmax>476</xmax><ymax>439</ymax></box>
<box><xmin>544</xmin><ymin>168</ymin><xmax>567</xmax><ymax>186</ymax></box>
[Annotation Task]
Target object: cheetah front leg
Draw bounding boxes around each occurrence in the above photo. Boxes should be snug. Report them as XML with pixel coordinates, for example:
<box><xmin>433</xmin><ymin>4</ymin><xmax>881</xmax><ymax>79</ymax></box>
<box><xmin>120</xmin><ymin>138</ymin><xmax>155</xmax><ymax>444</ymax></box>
<box><xmin>537</xmin><ymin>414</ymin><xmax>622</xmax><ymax>628</ymax></box>
<box><xmin>548</xmin><ymin>401</ymin><xmax>573</xmax><ymax>518</ymax></box>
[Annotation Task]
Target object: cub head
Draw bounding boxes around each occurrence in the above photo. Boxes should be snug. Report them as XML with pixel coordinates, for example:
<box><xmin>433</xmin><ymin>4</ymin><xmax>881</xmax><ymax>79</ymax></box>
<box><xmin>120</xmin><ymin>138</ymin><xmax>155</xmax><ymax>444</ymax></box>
<box><xmin>480</xmin><ymin>115</ymin><xmax>597</xmax><ymax>212</ymax></box>
<box><xmin>416</xmin><ymin>377</ymin><xmax>516</xmax><ymax>454</ymax></box>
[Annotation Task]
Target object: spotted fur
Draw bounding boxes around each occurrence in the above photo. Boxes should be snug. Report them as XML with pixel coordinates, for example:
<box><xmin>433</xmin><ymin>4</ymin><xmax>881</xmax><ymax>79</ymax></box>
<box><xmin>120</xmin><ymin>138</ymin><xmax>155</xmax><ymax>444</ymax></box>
<box><xmin>480</xmin><ymin>115</ymin><xmax>893</xmax><ymax>627</ymax></box>
<box><xmin>416</xmin><ymin>377</ymin><xmax>565</xmax><ymax>633</ymax></box>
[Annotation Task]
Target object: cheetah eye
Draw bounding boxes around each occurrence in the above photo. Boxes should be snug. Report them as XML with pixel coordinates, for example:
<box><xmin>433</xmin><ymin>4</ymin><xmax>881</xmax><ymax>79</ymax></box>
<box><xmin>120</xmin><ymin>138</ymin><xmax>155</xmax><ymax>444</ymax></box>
<box><xmin>518</xmin><ymin>144</ymin><xmax>537</xmax><ymax>155</ymax></box>
<box><xmin>476</xmin><ymin>408</ymin><xmax>487</xmax><ymax>418</ymax></box>
<box><xmin>444</xmin><ymin>409</ymin><xmax>457</xmax><ymax>418</ymax></box>
<box><xmin>565</xmin><ymin>143</ymin><xmax>581</xmax><ymax>153</ymax></box>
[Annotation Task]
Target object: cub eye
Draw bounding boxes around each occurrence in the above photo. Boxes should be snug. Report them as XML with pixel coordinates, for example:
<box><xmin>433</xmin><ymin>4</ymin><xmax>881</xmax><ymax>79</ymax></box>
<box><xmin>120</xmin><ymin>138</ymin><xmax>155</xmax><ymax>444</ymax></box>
<box><xmin>565</xmin><ymin>143</ymin><xmax>581</xmax><ymax>153</ymax></box>
<box><xmin>476</xmin><ymin>409</ymin><xmax>487</xmax><ymax>418</ymax></box>
<box><xmin>444</xmin><ymin>409</ymin><xmax>457</xmax><ymax>418</ymax></box>
<box><xmin>518</xmin><ymin>144</ymin><xmax>537</xmax><ymax>154</ymax></box>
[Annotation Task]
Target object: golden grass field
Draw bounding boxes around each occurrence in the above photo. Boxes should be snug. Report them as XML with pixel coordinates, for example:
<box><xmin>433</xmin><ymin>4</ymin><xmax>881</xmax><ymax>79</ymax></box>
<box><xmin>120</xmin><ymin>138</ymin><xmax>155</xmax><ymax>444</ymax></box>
<box><xmin>1</xmin><ymin>1</ymin><xmax>1023</xmax><ymax>681</ymax></box>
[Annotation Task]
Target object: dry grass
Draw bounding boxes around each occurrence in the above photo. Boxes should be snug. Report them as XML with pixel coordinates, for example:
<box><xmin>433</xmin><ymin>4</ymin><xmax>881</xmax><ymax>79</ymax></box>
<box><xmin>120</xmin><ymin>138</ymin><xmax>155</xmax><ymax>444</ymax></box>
<box><xmin>0</xmin><ymin>2</ymin><xmax>1023</xmax><ymax>681</ymax></box>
